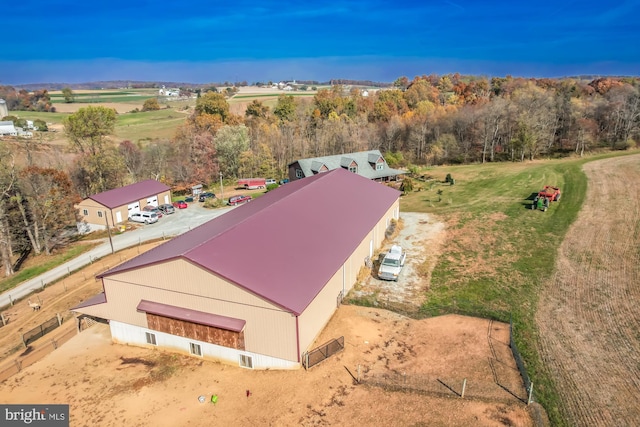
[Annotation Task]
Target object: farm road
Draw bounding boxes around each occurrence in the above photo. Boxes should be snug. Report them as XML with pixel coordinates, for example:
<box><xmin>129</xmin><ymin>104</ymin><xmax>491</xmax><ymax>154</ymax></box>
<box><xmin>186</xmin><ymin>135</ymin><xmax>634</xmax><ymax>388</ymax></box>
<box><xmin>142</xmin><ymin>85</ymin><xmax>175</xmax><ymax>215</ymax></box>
<box><xmin>536</xmin><ymin>154</ymin><xmax>640</xmax><ymax>426</ymax></box>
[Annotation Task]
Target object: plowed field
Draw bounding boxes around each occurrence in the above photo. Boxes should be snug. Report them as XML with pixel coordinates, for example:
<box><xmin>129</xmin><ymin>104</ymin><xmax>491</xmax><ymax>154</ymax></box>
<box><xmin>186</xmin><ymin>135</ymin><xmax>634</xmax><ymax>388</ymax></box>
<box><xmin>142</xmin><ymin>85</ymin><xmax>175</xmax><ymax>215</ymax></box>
<box><xmin>536</xmin><ymin>154</ymin><xmax>640</xmax><ymax>426</ymax></box>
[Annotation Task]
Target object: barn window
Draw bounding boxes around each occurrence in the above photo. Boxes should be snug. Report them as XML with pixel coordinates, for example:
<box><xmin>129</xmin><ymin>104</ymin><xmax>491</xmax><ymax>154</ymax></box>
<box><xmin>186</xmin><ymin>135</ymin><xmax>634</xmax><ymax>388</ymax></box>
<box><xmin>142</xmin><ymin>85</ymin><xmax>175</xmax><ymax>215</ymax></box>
<box><xmin>239</xmin><ymin>354</ymin><xmax>253</xmax><ymax>369</ymax></box>
<box><xmin>83</xmin><ymin>209</ymin><xmax>88</xmax><ymax>216</ymax></box>
<box><xmin>190</xmin><ymin>342</ymin><xmax>202</xmax><ymax>356</ymax></box>
<box><xmin>145</xmin><ymin>332</ymin><xmax>157</xmax><ymax>345</ymax></box>
<box><xmin>97</xmin><ymin>211</ymin><xmax>103</xmax><ymax>218</ymax></box>
<box><xmin>376</xmin><ymin>163</ymin><xmax>384</xmax><ymax>170</ymax></box>
<box><xmin>296</xmin><ymin>169</ymin><xmax>304</xmax><ymax>178</ymax></box>
<box><xmin>348</xmin><ymin>165</ymin><xmax>357</xmax><ymax>173</ymax></box>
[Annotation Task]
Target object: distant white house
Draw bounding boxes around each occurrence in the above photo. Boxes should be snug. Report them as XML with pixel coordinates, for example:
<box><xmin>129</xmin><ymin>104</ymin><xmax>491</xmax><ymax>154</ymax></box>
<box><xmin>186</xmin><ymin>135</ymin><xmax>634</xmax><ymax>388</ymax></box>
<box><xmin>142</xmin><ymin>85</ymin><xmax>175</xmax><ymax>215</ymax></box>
<box><xmin>158</xmin><ymin>86</ymin><xmax>180</xmax><ymax>97</ymax></box>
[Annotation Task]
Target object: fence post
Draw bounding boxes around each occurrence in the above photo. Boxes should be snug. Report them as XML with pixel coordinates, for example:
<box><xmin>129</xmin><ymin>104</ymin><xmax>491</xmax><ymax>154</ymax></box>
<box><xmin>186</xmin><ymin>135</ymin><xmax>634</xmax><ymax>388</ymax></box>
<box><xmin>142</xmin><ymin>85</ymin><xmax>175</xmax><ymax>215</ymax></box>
<box><xmin>9</xmin><ymin>294</ymin><xmax>13</xmax><ymax>306</ymax></box>
<box><xmin>461</xmin><ymin>378</ymin><xmax>467</xmax><ymax>398</ymax></box>
<box><xmin>14</xmin><ymin>359</ymin><xmax>21</xmax><ymax>372</ymax></box>
<box><xmin>41</xmin><ymin>279</ymin><xmax>45</xmax><ymax>290</ymax></box>
<box><xmin>528</xmin><ymin>383</ymin><xmax>534</xmax><ymax>405</ymax></box>
<box><xmin>56</xmin><ymin>313</ymin><xmax>62</xmax><ymax>326</ymax></box>
<box><xmin>1</xmin><ymin>312</ymin><xmax>6</xmax><ymax>326</ymax></box>
<box><xmin>67</xmin><ymin>266</ymin><xmax>71</xmax><ymax>277</ymax></box>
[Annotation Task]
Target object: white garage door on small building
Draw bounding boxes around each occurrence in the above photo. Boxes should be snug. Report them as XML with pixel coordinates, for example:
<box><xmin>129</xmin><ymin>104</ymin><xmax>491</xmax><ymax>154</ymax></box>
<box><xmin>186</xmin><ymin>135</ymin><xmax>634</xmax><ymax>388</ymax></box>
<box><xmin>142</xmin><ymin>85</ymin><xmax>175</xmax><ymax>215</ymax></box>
<box><xmin>128</xmin><ymin>202</ymin><xmax>140</xmax><ymax>218</ymax></box>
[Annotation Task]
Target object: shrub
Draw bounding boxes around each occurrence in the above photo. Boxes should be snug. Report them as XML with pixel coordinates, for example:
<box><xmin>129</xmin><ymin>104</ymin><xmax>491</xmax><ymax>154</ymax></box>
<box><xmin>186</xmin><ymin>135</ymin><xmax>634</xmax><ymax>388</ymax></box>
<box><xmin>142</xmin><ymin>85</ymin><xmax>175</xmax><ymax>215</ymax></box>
<box><xmin>400</xmin><ymin>177</ymin><xmax>414</xmax><ymax>193</ymax></box>
<box><xmin>266</xmin><ymin>183</ymin><xmax>279</xmax><ymax>191</ymax></box>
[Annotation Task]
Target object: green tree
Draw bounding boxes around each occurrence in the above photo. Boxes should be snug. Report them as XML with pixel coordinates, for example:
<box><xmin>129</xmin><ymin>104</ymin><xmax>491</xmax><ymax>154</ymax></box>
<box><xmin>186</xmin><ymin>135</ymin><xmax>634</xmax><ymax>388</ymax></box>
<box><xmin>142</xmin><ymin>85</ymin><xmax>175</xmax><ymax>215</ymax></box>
<box><xmin>62</xmin><ymin>87</ymin><xmax>75</xmax><ymax>103</ymax></box>
<box><xmin>33</xmin><ymin>119</ymin><xmax>48</xmax><ymax>131</ymax></box>
<box><xmin>215</xmin><ymin>125</ymin><xmax>250</xmax><ymax>178</ymax></box>
<box><xmin>273</xmin><ymin>95</ymin><xmax>296</xmax><ymax>121</ymax></box>
<box><xmin>63</xmin><ymin>106</ymin><xmax>117</xmax><ymax>156</ymax></box>
<box><xmin>142</xmin><ymin>98</ymin><xmax>161</xmax><ymax>111</ymax></box>
<box><xmin>195</xmin><ymin>92</ymin><xmax>229</xmax><ymax>122</ymax></box>
<box><xmin>245</xmin><ymin>100</ymin><xmax>270</xmax><ymax>118</ymax></box>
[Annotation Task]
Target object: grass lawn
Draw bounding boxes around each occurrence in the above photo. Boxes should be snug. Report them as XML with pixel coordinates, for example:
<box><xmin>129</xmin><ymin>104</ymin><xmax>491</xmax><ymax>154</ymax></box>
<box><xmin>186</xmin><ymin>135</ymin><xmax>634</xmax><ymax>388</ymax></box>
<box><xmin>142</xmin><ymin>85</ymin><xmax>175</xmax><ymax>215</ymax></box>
<box><xmin>0</xmin><ymin>243</ymin><xmax>98</xmax><ymax>294</ymax></box>
<box><xmin>396</xmin><ymin>151</ymin><xmax>634</xmax><ymax>426</ymax></box>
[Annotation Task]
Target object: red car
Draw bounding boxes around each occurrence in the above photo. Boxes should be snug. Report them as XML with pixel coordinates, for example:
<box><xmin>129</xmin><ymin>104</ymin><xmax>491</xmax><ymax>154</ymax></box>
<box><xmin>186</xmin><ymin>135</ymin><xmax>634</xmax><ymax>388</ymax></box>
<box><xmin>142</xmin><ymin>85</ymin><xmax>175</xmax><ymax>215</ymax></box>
<box><xmin>172</xmin><ymin>200</ymin><xmax>188</xmax><ymax>209</ymax></box>
<box><xmin>228</xmin><ymin>195</ymin><xmax>252</xmax><ymax>206</ymax></box>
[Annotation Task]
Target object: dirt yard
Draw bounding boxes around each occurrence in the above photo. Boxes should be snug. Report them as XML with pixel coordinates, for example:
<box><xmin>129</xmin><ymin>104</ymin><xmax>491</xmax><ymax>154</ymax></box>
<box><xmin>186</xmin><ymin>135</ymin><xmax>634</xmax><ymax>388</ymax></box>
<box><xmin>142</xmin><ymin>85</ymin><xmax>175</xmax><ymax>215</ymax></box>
<box><xmin>536</xmin><ymin>154</ymin><xmax>640</xmax><ymax>426</ymax></box>
<box><xmin>0</xmin><ymin>308</ymin><xmax>533</xmax><ymax>427</ymax></box>
<box><xmin>0</xmin><ymin>212</ymin><xmax>535</xmax><ymax>426</ymax></box>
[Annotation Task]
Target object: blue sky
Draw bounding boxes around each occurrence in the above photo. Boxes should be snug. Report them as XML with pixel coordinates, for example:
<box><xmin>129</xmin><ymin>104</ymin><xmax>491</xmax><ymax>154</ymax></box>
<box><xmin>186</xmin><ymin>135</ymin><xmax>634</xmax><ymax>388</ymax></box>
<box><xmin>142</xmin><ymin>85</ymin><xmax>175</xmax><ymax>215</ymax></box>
<box><xmin>2</xmin><ymin>0</ymin><xmax>639</xmax><ymax>84</ymax></box>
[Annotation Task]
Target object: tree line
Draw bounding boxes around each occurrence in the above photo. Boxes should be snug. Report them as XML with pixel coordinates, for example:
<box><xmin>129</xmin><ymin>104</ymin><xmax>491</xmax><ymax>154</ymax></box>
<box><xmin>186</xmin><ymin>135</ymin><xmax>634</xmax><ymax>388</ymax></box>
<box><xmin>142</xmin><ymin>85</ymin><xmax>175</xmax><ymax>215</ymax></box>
<box><xmin>60</xmin><ymin>74</ymin><xmax>640</xmax><ymax>198</ymax></box>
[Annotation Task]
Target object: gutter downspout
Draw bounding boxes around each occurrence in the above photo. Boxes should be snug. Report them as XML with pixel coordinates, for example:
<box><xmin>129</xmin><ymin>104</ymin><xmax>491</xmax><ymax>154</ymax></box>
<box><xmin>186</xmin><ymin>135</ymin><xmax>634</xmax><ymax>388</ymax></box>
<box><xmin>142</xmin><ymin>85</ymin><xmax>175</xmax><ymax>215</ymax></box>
<box><xmin>296</xmin><ymin>315</ymin><xmax>301</xmax><ymax>363</ymax></box>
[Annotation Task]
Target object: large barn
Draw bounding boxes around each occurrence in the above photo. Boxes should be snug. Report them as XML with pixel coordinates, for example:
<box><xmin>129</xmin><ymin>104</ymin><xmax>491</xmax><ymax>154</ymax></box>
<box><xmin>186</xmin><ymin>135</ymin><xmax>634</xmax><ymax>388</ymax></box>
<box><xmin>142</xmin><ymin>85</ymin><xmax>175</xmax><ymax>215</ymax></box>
<box><xmin>73</xmin><ymin>169</ymin><xmax>400</xmax><ymax>369</ymax></box>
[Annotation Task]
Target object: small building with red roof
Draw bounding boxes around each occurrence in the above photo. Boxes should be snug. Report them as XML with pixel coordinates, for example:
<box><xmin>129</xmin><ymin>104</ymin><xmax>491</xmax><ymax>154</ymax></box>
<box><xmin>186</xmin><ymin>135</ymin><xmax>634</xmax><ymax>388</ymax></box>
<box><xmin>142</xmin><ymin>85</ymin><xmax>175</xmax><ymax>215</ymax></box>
<box><xmin>75</xmin><ymin>180</ymin><xmax>171</xmax><ymax>232</ymax></box>
<box><xmin>72</xmin><ymin>169</ymin><xmax>400</xmax><ymax>369</ymax></box>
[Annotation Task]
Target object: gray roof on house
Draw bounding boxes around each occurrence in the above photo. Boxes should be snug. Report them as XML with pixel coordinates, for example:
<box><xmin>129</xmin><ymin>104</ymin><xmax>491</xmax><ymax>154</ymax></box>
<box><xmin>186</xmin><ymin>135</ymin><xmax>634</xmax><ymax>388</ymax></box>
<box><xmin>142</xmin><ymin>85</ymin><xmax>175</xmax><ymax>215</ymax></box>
<box><xmin>99</xmin><ymin>168</ymin><xmax>400</xmax><ymax>316</ymax></box>
<box><xmin>88</xmin><ymin>180</ymin><xmax>170</xmax><ymax>209</ymax></box>
<box><xmin>291</xmin><ymin>150</ymin><xmax>403</xmax><ymax>180</ymax></box>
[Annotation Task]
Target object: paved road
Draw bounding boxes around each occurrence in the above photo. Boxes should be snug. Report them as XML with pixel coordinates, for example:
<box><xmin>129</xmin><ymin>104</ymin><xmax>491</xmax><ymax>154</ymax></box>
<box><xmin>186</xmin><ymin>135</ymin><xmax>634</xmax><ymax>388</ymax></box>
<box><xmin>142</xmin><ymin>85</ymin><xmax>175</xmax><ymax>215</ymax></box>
<box><xmin>0</xmin><ymin>202</ymin><xmax>233</xmax><ymax>308</ymax></box>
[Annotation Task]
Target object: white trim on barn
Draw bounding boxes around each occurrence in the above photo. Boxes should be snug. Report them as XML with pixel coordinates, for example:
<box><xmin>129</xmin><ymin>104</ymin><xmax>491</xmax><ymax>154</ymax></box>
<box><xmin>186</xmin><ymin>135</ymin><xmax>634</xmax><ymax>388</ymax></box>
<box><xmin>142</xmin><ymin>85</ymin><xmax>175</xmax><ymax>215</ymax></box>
<box><xmin>109</xmin><ymin>321</ymin><xmax>298</xmax><ymax>370</ymax></box>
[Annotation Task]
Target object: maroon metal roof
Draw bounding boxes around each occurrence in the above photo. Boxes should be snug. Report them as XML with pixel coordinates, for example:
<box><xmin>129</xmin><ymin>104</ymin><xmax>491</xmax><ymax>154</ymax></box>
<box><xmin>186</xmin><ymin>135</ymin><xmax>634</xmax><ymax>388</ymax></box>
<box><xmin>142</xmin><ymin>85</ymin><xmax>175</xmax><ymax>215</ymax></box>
<box><xmin>137</xmin><ymin>300</ymin><xmax>246</xmax><ymax>332</ymax></box>
<box><xmin>101</xmin><ymin>169</ymin><xmax>400</xmax><ymax>315</ymax></box>
<box><xmin>89</xmin><ymin>180</ymin><xmax>170</xmax><ymax>209</ymax></box>
<box><xmin>71</xmin><ymin>292</ymin><xmax>107</xmax><ymax>310</ymax></box>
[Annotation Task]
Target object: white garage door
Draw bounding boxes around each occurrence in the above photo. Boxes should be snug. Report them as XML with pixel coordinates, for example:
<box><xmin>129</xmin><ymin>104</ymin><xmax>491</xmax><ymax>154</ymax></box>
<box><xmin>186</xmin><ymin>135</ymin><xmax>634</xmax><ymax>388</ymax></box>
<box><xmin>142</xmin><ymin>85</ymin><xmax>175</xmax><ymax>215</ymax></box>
<box><xmin>147</xmin><ymin>196</ymin><xmax>158</xmax><ymax>207</ymax></box>
<box><xmin>128</xmin><ymin>202</ymin><xmax>140</xmax><ymax>218</ymax></box>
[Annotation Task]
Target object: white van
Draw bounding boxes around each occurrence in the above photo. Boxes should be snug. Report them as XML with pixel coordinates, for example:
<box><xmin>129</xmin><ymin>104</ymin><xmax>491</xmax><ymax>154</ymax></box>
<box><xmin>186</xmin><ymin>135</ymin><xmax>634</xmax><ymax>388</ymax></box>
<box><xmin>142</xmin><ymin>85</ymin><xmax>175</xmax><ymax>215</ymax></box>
<box><xmin>130</xmin><ymin>211</ymin><xmax>159</xmax><ymax>224</ymax></box>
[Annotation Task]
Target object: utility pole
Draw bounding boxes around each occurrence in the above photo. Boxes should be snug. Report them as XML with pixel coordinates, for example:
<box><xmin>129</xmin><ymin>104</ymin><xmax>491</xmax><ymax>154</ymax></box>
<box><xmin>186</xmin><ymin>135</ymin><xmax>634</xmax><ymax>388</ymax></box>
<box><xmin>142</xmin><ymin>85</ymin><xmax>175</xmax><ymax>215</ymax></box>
<box><xmin>219</xmin><ymin>172</ymin><xmax>224</xmax><ymax>202</ymax></box>
<box><xmin>104</xmin><ymin>210</ymin><xmax>114</xmax><ymax>254</ymax></box>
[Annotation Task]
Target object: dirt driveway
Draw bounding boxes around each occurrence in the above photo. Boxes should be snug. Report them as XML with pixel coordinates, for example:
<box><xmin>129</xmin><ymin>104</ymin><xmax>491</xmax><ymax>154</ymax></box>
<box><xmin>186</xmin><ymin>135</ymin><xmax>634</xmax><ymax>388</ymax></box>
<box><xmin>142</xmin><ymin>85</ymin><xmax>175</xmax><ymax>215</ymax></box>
<box><xmin>351</xmin><ymin>212</ymin><xmax>446</xmax><ymax>310</ymax></box>
<box><xmin>535</xmin><ymin>154</ymin><xmax>640</xmax><ymax>426</ymax></box>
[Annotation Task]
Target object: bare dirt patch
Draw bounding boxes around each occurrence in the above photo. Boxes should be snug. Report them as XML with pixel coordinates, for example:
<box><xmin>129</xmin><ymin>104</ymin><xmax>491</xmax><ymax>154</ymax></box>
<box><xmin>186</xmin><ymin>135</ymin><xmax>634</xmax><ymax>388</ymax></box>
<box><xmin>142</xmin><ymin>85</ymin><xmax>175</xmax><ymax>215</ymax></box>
<box><xmin>536</xmin><ymin>154</ymin><xmax>640</xmax><ymax>426</ymax></box>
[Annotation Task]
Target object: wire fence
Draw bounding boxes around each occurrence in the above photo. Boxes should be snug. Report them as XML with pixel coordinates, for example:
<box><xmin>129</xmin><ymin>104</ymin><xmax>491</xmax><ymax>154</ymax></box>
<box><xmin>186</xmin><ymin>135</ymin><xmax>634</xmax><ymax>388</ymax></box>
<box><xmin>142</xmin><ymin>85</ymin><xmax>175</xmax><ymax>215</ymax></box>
<box><xmin>22</xmin><ymin>314</ymin><xmax>64</xmax><ymax>347</ymax></box>
<box><xmin>0</xmin><ymin>326</ymin><xmax>76</xmax><ymax>384</ymax></box>
<box><xmin>302</xmin><ymin>336</ymin><xmax>345</xmax><ymax>370</ymax></box>
<box><xmin>345</xmin><ymin>298</ymin><xmax>536</xmax><ymax>406</ymax></box>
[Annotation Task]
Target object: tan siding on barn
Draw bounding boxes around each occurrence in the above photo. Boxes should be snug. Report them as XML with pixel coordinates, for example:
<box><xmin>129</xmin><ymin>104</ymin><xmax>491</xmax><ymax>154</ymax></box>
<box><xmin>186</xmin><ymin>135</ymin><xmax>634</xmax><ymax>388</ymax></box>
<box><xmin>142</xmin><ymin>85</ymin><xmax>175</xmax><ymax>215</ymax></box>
<box><xmin>100</xmin><ymin>259</ymin><xmax>299</xmax><ymax>362</ymax></box>
<box><xmin>297</xmin><ymin>199</ymin><xmax>399</xmax><ymax>353</ymax></box>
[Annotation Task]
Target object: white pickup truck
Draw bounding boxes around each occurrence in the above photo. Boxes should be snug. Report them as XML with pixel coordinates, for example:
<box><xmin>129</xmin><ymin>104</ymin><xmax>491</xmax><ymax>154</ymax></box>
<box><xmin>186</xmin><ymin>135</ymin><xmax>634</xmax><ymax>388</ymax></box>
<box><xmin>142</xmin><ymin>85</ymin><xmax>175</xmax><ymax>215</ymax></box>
<box><xmin>378</xmin><ymin>245</ymin><xmax>407</xmax><ymax>281</ymax></box>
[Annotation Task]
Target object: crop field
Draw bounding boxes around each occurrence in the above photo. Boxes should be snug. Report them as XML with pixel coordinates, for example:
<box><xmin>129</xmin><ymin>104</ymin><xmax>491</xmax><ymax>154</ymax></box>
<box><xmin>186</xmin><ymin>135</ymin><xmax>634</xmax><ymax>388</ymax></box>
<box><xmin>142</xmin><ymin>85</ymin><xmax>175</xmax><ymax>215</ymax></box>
<box><xmin>536</xmin><ymin>155</ymin><xmax>640</xmax><ymax>426</ymax></box>
<box><xmin>49</xmin><ymin>89</ymin><xmax>158</xmax><ymax>105</ymax></box>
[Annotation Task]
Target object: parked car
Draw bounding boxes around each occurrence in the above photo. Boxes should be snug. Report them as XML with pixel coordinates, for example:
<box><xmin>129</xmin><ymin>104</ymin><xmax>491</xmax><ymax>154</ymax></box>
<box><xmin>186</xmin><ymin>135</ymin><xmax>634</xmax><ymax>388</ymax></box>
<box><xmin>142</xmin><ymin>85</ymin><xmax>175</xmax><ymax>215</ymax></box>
<box><xmin>130</xmin><ymin>212</ymin><xmax>159</xmax><ymax>224</ymax></box>
<box><xmin>143</xmin><ymin>205</ymin><xmax>163</xmax><ymax>218</ymax></box>
<box><xmin>185</xmin><ymin>196</ymin><xmax>194</xmax><ymax>202</ymax></box>
<box><xmin>265</xmin><ymin>179</ymin><xmax>277</xmax><ymax>186</ymax></box>
<box><xmin>158</xmin><ymin>204</ymin><xmax>175</xmax><ymax>215</ymax></box>
<box><xmin>279</xmin><ymin>179</ymin><xmax>289</xmax><ymax>185</ymax></box>
<box><xmin>378</xmin><ymin>245</ymin><xmax>407</xmax><ymax>281</ymax></box>
<box><xmin>198</xmin><ymin>192</ymin><xmax>216</xmax><ymax>202</ymax></box>
<box><xmin>172</xmin><ymin>200</ymin><xmax>188</xmax><ymax>209</ymax></box>
<box><xmin>228</xmin><ymin>195</ymin><xmax>252</xmax><ymax>206</ymax></box>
